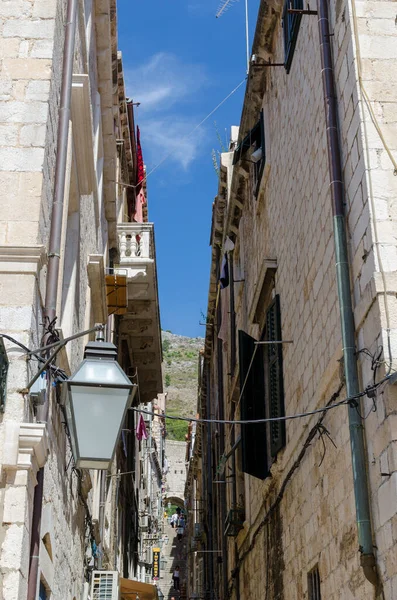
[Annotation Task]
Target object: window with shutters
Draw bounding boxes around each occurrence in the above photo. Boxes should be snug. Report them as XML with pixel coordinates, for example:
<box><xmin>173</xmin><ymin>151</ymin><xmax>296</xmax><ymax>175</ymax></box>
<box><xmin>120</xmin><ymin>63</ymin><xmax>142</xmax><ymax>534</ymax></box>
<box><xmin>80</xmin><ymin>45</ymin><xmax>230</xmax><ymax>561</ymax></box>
<box><xmin>232</xmin><ymin>111</ymin><xmax>266</xmax><ymax>198</ymax></box>
<box><xmin>238</xmin><ymin>294</ymin><xmax>285</xmax><ymax>480</ymax></box>
<box><xmin>238</xmin><ymin>330</ymin><xmax>269</xmax><ymax>480</ymax></box>
<box><xmin>308</xmin><ymin>565</ymin><xmax>322</xmax><ymax>600</ymax></box>
<box><xmin>229</xmin><ymin>253</ymin><xmax>236</xmax><ymax>377</ymax></box>
<box><xmin>282</xmin><ymin>0</ymin><xmax>303</xmax><ymax>73</ymax></box>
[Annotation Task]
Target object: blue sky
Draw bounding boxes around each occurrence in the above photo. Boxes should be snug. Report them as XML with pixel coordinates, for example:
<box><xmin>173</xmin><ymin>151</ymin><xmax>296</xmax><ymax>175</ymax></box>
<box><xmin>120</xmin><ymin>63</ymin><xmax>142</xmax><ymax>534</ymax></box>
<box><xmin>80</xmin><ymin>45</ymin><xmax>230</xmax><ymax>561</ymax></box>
<box><xmin>118</xmin><ymin>0</ymin><xmax>260</xmax><ymax>338</ymax></box>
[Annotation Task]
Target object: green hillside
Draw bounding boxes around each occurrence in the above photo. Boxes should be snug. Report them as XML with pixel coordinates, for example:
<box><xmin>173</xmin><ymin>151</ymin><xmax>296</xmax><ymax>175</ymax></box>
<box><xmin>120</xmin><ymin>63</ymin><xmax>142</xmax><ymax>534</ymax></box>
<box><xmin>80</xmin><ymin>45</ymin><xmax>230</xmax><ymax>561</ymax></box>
<box><xmin>162</xmin><ymin>331</ymin><xmax>203</xmax><ymax>441</ymax></box>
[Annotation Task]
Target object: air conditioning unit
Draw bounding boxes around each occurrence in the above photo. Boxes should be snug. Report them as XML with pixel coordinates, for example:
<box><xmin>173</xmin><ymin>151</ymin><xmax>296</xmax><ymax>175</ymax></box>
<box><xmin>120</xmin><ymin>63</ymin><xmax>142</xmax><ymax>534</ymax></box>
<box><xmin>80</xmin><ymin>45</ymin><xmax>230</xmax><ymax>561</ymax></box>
<box><xmin>90</xmin><ymin>571</ymin><xmax>119</xmax><ymax>600</ymax></box>
<box><xmin>140</xmin><ymin>515</ymin><xmax>149</xmax><ymax>531</ymax></box>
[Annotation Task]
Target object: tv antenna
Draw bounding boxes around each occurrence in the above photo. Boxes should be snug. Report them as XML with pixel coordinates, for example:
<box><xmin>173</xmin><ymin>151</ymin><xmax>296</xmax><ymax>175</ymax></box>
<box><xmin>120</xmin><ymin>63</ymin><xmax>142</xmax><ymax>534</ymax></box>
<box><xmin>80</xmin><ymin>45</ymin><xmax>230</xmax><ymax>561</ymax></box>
<box><xmin>216</xmin><ymin>0</ymin><xmax>250</xmax><ymax>74</ymax></box>
<box><xmin>216</xmin><ymin>0</ymin><xmax>239</xmax><ymax>18</ymax></box>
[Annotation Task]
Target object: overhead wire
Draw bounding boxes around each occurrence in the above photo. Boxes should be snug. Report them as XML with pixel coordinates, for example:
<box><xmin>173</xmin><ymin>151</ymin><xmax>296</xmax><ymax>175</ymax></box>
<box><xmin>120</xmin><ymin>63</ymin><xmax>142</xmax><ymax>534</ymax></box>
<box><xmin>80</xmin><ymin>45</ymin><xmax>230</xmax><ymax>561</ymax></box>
<box><xmin>112</xmin><ymin>77</ymin><xmax>247</xmax><ymax>190</ymax></box>
<box><xmin>131</xmin><ymin>374</ymin><xmax>390</xmax><ymax>426</ymax></box>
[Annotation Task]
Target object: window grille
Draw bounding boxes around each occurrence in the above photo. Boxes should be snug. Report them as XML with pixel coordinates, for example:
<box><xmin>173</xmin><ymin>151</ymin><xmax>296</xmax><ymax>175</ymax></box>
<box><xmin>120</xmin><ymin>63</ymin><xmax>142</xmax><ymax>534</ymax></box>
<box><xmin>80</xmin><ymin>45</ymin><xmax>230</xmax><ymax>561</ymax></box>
<box><xmin>308</xmin><ymin>565</ymin><xmax>322</xmax><ymax>600</ymax></box>
<box><xmin>282</xmin><ymin>0</ymin><xmax>303</xmax><ymax>73</ymax></box>
<box><xmin>265</xmin><ymin>295</ymin><xmax>286</xmax><ymax>457</ymax></box>
<box><xmin>0</xmin><ymin>338</ymin><xmax>8</xmax><ymax>411</ymax></box>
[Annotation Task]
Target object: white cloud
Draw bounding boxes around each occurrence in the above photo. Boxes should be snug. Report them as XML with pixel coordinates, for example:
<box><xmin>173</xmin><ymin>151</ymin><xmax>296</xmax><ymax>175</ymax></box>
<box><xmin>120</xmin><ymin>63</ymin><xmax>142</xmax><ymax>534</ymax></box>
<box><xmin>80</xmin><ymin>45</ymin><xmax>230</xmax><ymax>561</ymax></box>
<box><xmin>141</xmin><ymin>116</ymin><xmax>208</xmax><ymax>171</ymax></box>
<box><xmin>125</xmin><ymin>53</ymin><xmax>210</xmax><ymax>170</ymax></box>
<box><xmin>125</xmin><ymin>52</ymin><xmax>207</xmax><ymax>112</ymax></box>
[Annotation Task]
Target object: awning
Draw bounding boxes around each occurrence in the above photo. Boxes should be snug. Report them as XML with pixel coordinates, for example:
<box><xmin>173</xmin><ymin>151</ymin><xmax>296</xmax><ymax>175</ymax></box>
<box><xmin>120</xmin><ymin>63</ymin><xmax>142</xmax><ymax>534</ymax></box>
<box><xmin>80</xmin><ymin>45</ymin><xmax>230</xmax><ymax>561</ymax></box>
<box><xmin>120</xmin><ymin>578</ymin><xmax>159</xmax><ymax>600</ymax></box>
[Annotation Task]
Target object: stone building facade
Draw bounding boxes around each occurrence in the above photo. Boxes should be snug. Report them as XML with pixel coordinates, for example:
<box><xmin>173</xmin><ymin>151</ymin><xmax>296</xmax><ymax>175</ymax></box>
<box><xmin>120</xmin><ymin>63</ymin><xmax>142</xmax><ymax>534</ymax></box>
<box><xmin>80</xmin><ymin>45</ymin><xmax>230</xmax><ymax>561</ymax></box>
<box><xmin>165</xmin><ymin>440</ymin><xmax>187</xmax><ymax>507</ymax></box>
<box><xmin>186</xmin><ymin>0</ymin><xmax>397</xmax><ymax>599</ymax></box>
<box><xmin>0</xmin><ymin>1</ymin><xmax>163</xmax><ymax>599</ymax></box>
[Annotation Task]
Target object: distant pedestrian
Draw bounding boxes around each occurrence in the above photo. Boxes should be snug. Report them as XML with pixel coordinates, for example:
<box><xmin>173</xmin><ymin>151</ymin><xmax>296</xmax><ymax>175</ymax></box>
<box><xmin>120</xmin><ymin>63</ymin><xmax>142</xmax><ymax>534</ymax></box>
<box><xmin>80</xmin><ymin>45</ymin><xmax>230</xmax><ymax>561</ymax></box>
<box><xmin>170</xmin><ymin>512</ymin><xmax>178</xmax><ymax>528</ymax></box>
<box><xmin>173</xmin><ymin>566</ymin><xmax>180</xmax><ymax>590</ymax></box>
<box><xmin>176</xmin><ymin>516</ymin><xmax>185</xmax><ymax>541</ymax></box>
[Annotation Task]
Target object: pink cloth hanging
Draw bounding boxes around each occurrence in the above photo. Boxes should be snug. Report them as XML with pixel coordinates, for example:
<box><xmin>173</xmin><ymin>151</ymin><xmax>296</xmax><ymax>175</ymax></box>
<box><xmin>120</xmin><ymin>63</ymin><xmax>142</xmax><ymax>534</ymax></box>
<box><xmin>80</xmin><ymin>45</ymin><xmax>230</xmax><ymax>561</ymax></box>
<box><xmin>134</xmin><ymin>188</ymin><xmax>146</xmax><ymax>224</ymax></box>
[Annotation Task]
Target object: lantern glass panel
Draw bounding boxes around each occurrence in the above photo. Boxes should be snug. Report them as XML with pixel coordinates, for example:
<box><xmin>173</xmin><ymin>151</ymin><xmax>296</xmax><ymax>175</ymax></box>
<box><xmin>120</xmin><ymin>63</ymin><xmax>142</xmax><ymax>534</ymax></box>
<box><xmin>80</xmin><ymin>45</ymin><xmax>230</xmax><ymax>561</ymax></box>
<box><xmin>69</xmin><ymin>385</ymin><xmax>130</xmax><ymax>468</ymax></box>
<box><xmin>72</xmin><ymin>359</ymin><xmax>130</xmax><ymax>386</ymax></box>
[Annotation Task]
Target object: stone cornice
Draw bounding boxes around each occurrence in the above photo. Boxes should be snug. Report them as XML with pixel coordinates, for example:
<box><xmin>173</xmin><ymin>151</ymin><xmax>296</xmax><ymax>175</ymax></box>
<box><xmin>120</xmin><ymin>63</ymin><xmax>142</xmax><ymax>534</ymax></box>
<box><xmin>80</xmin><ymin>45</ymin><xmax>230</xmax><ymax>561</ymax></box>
<box><xmin>2</xmin><ymin>421</ymin><xmax>49</xmax><ymax>485</ymax></box>
<box><xmin>0</xmin><ymin>245</ymin><xmax>47</xmax><ymax>274</ymax></box>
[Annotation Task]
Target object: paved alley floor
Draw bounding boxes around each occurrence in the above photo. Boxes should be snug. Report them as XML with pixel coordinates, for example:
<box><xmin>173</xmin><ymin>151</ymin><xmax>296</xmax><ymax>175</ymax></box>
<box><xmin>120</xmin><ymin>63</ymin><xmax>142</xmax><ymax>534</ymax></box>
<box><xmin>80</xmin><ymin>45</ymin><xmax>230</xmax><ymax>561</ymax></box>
<box><xmin>158</xmin><ymin>519</ymin><xmax>188</xmax><ymax>600</ymax></box>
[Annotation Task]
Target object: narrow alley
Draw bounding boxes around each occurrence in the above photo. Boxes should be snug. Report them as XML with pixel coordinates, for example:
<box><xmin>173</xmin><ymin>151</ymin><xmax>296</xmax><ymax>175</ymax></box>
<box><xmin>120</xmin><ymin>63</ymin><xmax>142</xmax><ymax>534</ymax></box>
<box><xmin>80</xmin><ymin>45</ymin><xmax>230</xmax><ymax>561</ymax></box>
<box><xmin>158</xmin><ymin>519</ymin><xmax>189</xmax><ymax>600</ymax></box>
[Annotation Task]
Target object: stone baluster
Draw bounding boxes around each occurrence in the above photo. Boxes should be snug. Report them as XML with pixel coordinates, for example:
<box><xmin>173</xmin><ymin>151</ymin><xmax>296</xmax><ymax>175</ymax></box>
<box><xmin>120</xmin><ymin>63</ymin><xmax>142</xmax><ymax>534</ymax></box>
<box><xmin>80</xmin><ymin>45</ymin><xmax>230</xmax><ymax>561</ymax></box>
<box><xmin>119</xmin><ymin>230</ymin><xmax>127</xmax><ymax>260</ymax></box>
<box><xmin>129</xmin><ymin>234</ymin><xmax>138</xmax><ymax>257</ymax></box>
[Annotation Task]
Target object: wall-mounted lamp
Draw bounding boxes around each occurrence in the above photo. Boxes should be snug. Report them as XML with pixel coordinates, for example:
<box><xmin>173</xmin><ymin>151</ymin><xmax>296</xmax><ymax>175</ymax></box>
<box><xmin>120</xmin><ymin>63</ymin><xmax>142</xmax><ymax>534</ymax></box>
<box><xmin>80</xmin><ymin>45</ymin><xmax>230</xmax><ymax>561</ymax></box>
<box><xmin>64</xmin><ymin>341</ymin><xmax>137</xmax><ymax>469</ymax></box>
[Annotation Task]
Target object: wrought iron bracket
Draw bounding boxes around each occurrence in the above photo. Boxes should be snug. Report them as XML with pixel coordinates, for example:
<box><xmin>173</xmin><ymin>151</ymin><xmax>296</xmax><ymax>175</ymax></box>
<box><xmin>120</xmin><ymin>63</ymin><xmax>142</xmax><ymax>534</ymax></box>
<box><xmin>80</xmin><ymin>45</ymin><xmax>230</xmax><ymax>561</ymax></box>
<box><xmin>251</xmin><ymin>62</ymin><xmax>285</xmax><ymax>68</ymax></box>
<box><xmin>287</xmin><ymin>8</ymin><xmax>318</xmax><ymax>14</ymax></box>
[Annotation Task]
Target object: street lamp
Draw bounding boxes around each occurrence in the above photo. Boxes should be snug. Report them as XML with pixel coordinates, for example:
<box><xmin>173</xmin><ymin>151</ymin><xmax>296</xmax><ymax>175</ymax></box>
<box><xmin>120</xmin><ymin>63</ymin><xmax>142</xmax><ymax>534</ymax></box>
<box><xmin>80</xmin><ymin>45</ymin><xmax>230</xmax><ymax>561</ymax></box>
<box><xmin>64</xmin><ymin>341</ymin><xmax>137</xmax><ymax>469</ymax></box>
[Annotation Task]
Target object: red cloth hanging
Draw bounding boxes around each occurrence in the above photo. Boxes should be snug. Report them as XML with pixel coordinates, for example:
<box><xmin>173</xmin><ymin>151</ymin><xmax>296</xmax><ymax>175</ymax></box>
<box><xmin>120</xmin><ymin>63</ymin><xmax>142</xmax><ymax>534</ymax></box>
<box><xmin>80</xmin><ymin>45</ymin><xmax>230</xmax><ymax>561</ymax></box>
<box><xmin>136</xmin><ymin>413</ymin><xmax>148</xmax><ymax>441</ymax></box>
<box><xmin>134</xmin><ymin>125</ymin><xmax>146</xmax><ymax>223</ymax></box>
<box><xmin>136</xmin><ymin>126</ymin><xmax>145</xmax><ymax>191</ymax></box>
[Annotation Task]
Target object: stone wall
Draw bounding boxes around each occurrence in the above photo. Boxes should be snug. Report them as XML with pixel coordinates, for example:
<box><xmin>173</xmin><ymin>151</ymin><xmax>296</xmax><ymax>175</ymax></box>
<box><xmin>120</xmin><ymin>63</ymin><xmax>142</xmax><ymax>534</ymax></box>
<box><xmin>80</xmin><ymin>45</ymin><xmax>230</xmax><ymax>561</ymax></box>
<box><xmin>200</xmin><ymin>0</ymin><xmax>397</xmax><ymax>598</ymax></box>
<box><xmin>165</xmin><ymin>440</ymin><xmax>186</xmax><ymax>504</ymax></box>
<box><xmin>0</xmin><ymin>0</ymin><xmax>118</xmax><ymax>597</ymax></box>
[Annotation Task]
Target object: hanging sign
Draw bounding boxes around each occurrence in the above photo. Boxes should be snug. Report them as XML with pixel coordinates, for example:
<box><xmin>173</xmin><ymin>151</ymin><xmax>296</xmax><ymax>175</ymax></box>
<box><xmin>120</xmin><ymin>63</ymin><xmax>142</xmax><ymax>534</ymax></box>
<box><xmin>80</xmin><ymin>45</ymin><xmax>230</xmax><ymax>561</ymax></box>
<box><xmin>152</xmin><ymin>547</ymin><xmax>161</xmax><ymax>579</ymax></box>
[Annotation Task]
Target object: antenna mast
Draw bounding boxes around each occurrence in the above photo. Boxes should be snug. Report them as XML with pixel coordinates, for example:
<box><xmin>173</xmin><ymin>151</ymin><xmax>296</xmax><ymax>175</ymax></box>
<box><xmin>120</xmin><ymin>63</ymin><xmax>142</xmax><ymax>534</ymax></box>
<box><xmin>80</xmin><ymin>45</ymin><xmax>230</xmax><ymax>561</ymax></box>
<box><xmin>216</xmin><ymin>0</ymin><xmax>250</xmax><ymax>73</ymax></box>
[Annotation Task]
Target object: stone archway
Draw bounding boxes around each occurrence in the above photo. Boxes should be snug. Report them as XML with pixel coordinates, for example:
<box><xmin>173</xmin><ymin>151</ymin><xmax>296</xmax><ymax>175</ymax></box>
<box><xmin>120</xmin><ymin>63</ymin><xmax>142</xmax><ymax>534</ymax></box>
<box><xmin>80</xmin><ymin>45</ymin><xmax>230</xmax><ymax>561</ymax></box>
<box><xmin>164</xmin><ymin>496</ymin><xmax>184</xmax><ymax>509</ymax></box>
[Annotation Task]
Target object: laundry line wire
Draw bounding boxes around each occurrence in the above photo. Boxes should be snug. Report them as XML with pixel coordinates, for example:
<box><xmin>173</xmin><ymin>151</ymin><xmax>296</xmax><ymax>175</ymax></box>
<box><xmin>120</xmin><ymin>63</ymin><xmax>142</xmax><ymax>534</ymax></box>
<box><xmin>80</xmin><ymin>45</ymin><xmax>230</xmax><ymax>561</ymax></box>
<box><xmin>113</xmin><ymin>76</ymin><xmax>247</xmax><ymax>190</ymax></box>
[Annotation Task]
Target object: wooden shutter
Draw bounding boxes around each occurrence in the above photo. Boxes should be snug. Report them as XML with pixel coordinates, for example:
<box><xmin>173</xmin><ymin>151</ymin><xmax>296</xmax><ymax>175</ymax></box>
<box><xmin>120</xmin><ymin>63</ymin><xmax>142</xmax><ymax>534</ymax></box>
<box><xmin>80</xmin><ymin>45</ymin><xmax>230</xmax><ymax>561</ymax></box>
<box><xmin>265</xmin><ymin>295</ymin><xmax>286</xmax><ymax>457</ymax></box>
<box><xmin>229</xmin><ymin>255</ymin><xmax>236</xmax><ymax>377</ymax></box>
<box><xmin>238</xmin><ymin>330</ymin><xmax>269</xmax><ymax>479</ymax></box>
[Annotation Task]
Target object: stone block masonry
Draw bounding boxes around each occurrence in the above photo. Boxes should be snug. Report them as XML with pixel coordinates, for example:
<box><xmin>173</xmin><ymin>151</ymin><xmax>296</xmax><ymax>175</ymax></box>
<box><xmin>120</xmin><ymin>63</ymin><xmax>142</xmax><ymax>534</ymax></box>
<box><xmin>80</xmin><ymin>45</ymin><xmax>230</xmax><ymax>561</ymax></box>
<box><xmin>0</xmin><ymin>0</ymin><xmax>55</xmax><ymax>244</ymax></box>
<box><xmin>196</xmin><ymin>0</ymin><xmax>397</xmax><ymax>596</ymax></box>
<box><xmin>166</xmin><ymin>440</ymin><xmax>187</xmax><ymax>504</ymax></box>
<box><xmin>0</xmin><ymin>0</ymin><xmax>112</xmax><ymax>598</ymax></box>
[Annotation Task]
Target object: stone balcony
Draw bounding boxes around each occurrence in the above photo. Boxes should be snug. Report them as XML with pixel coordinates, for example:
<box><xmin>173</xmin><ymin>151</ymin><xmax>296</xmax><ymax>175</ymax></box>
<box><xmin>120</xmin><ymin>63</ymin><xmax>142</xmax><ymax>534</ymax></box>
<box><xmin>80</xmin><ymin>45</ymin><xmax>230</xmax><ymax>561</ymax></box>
<box><xmin>116</xmin><ymin>223</ymin><xmax>163</xmax><ymax>404</ymax></box>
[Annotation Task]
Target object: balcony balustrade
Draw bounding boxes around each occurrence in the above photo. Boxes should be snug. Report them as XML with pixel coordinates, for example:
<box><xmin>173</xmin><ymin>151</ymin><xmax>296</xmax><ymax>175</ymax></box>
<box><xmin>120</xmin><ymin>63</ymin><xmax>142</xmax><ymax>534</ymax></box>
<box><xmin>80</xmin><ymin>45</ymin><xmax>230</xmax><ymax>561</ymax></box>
<box><xmin>115</xmin><ymin>222</ymin><xmax>162</xmax><ymax>404</ymax></box>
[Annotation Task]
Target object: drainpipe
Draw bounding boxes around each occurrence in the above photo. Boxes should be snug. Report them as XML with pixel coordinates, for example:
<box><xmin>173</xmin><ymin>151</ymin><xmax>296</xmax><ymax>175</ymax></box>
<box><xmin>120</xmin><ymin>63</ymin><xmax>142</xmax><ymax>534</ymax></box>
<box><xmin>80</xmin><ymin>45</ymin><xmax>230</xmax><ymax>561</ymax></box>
<box><xmin>317</xmin><ymin>0</ymin><xmax>378</xmax><ymax>587</ymax></box>
<box><xmin>114</xmin><ymin>470</ymin><xmax>121</xmax><ymax>570</ymax></box>
<box><xmin>27</xmin><ymin>0</ymin><xmax>78</xmax><ymax>597</ymax></box>
<box><xmin>230</xmin><ymin>406</ymin><xmax>240</xmax><ymax>600</ymax></box>
<box><xmin>98</xmin><ymin>470</ymin><xmax>106</xmax><ymax>569</ymax></box>
<box><xmin>205</xmin><ymin>363</ymin><xmax>214</xmax><ymax>600</ymax></box>
<box><xmin>216</xmin><ymin>338</ymin><xmax>228</xmax><ymax>600</ymax></box>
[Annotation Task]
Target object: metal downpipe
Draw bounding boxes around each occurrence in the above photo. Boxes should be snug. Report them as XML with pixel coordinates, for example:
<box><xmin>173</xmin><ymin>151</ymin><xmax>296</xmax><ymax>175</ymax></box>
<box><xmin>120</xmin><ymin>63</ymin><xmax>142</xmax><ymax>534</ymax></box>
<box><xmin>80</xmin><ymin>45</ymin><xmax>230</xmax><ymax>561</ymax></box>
<box><xmin>206</xmin><ymin>363</ymin><xmax>214</xmax><ymax>600</ymax></box>
<box><xmin>317</xmin><ymin>0</ymin><xmax>378</xmax><ymax>587</ymax></box>
<box><xmin>27</xmin><ymin>0</ymin><xmax>78</xmax><ymax>597</ymax></box>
